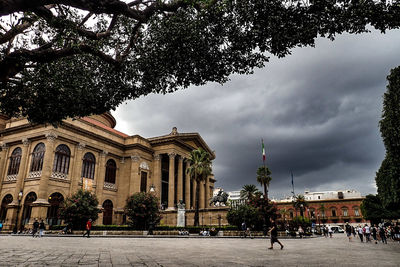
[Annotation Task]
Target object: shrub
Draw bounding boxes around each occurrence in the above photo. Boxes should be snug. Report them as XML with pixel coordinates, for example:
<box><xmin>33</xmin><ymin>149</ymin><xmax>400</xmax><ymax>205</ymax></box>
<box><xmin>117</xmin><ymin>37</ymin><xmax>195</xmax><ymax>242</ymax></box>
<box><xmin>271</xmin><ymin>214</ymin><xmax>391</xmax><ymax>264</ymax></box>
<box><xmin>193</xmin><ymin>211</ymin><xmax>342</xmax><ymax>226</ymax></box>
<box><xmin>125</xmin><ymin>192</ymin><xmax>161</xmax><ymax>230</ymax></box>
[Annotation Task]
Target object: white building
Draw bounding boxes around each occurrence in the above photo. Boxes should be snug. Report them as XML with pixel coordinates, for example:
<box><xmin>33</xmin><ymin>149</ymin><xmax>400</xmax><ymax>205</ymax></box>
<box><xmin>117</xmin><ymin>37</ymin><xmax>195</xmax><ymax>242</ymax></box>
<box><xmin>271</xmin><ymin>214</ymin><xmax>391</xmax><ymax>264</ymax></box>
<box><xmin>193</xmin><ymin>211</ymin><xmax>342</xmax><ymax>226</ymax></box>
<box><xmin>277</xmin><ymin>189</ymin><xmax>362</xmax><ymax>203</ymax></box>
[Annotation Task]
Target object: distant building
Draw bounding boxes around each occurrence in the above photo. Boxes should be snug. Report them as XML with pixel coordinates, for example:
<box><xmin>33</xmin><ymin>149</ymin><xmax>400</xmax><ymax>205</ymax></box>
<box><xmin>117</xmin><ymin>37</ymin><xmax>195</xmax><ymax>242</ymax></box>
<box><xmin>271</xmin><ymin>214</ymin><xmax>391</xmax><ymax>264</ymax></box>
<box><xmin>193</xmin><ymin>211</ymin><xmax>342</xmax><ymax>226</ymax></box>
<box><xmin>274</xmin><ymin>189</ymin><xmax>367</xmax><ymax>226</ymax></box>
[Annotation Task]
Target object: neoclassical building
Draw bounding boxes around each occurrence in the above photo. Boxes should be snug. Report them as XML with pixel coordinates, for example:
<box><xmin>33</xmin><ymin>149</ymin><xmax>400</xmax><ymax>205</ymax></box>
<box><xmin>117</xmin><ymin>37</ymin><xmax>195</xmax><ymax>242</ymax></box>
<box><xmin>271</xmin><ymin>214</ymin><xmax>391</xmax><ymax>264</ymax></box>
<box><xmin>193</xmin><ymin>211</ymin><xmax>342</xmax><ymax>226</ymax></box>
<box><xmin>0</xmin><ymin>113</ymin><xmax>218</xmax><ymax>230</ymax></box>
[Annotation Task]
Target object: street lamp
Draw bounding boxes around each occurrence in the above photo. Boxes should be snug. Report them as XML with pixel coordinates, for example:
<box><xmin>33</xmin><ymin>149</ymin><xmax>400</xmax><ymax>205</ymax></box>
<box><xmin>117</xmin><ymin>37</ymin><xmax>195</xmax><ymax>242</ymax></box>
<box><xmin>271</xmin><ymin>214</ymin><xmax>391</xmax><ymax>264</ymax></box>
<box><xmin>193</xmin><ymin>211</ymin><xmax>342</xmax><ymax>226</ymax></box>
<box><xmin>148</xmin><ymin>185</ymin><xmax>155</xmax><ymax>235</ymax></box>
<box><xmin>13</xmin><ymin>191</ymin><xmax>23</xmax><ymax>234</ymax></box>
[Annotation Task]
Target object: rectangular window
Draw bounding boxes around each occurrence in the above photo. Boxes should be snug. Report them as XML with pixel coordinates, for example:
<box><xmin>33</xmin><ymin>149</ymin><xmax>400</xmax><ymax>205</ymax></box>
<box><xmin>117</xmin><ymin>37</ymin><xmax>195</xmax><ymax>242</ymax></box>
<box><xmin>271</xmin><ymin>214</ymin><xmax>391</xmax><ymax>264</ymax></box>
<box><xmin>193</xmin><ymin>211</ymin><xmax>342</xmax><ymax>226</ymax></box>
<box><xmin>140</xmin><ymin>171</ymin><xmax>147</xmax><ymax>192</ymax></box>
<box><xmin>354</xmin><ymin>209</ymin><xmax>360</xmax><ymax>216</ymax></box>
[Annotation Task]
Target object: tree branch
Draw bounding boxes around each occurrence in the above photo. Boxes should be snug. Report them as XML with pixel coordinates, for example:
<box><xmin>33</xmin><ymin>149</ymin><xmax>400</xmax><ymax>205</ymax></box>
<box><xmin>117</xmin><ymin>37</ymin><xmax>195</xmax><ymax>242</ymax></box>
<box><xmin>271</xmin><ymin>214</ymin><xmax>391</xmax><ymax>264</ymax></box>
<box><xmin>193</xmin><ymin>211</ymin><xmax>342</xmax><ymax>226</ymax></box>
<box><xmin>0</xmin><ymin>21</ymin><xmax>33</xmax><ymax>44</ymax></box>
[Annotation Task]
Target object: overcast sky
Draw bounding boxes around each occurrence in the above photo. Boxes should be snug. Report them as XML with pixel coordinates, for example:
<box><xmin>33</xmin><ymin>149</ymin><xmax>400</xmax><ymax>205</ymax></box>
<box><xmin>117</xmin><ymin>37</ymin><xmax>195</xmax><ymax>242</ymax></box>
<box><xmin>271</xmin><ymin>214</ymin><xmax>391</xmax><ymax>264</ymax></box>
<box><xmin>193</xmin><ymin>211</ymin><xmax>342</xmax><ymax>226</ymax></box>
<box><xmin>112</xmin><ymin>29</ymin><xmax>400</xmax><ymax>199</ymax></box>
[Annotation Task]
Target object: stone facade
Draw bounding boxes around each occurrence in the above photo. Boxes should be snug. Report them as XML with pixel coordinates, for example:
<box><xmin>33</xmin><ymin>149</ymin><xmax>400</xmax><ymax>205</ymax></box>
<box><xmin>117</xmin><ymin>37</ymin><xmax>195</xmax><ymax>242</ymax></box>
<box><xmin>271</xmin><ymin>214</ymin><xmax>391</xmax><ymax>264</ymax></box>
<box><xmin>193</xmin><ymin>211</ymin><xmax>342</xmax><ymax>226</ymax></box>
<box><xmin>0</xmin><ymin>113</ymin><xmax>218</xmax><ymax>230</ymax></box>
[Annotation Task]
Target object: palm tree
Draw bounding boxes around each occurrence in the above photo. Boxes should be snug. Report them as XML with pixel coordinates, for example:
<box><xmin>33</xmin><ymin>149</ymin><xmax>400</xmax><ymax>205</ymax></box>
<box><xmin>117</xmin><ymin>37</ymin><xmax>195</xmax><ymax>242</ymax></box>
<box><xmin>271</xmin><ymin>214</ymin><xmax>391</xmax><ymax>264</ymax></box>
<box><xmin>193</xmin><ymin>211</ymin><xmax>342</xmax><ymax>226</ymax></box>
<box><xmin>293</xmin><ymin>194</ymin><xmax>308</xmax><ymax>217</ymax></box>
<box><xmin>279</xmin><ymin>208</ymin><xmax>289</xmax><ymax>223</ymax></box>
<box><xmin>186</xmin><ymin>147</ymin><xmax>212</xmax><ymax>226</ymax></box>
<box><xmin>240</xmin><ymin>184</ymin><xmax>259</xmax><ymax>202</ymax></box>
<box><xmin>256</xmin><ymin>166</ymin><xmax>272</xmax><ymax>199</ymax></box>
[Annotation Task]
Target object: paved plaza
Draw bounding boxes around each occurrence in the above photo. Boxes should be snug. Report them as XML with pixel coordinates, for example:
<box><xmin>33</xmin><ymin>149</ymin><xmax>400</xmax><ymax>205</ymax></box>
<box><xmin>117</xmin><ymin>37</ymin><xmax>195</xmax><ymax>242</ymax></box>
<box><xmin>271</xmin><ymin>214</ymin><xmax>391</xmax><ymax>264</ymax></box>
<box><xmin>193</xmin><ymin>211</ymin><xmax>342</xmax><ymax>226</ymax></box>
<box><xmin>0</xmin><ymin>234</ymin><xmax>399</xmax><ymax>266</ymax></box>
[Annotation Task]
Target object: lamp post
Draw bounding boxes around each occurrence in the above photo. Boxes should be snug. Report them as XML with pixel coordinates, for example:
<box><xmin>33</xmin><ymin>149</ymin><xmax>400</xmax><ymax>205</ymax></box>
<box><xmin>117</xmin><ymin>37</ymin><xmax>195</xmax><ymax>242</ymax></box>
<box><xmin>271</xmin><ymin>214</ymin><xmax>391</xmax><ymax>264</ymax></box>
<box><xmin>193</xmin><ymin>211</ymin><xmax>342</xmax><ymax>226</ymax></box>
<box><xmin>13</xmin><ymin>191</ymin><xmax>23</xmax><ymax>234</ymax></box>
<box><xmin>148</xmin><ymin>185</ymin><xmax>155</xmax><ymax>235</ymax></box>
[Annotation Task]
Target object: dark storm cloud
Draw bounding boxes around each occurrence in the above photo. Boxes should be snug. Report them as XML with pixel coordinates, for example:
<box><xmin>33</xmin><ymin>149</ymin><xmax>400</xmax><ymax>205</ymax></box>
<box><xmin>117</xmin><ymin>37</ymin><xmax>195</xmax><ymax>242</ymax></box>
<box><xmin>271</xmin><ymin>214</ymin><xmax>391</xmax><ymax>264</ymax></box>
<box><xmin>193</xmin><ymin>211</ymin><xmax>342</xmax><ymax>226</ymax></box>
<box><xmin>113</xmin><ymin>29</ymin><xmax>400</xmax><ymax>199</ymax></box>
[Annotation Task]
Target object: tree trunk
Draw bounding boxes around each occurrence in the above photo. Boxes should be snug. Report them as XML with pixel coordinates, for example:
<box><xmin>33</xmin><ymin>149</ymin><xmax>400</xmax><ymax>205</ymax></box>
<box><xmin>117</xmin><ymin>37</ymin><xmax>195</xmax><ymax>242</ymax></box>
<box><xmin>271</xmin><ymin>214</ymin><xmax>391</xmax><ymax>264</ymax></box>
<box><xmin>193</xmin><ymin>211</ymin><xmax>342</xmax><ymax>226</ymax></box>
<box><xmin>194</xmin><ymin>175</ymin><xmax>200</xmax><ymax>226</ymax></box>
<box><xmin>263</xmin><ymin>183</ymin><xmax>268</xmax><ymax>200</ymax></box>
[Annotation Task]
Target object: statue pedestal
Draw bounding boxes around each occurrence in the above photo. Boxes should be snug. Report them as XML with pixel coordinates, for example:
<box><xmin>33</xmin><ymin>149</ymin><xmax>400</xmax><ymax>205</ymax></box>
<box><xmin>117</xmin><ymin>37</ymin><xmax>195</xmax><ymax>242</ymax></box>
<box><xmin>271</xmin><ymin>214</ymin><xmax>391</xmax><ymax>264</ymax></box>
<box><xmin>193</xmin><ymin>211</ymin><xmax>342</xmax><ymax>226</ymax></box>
<box><xmin>177</xmin><ymin>208</ymin><xmax>185</xmax><ymax>227</ymax></box>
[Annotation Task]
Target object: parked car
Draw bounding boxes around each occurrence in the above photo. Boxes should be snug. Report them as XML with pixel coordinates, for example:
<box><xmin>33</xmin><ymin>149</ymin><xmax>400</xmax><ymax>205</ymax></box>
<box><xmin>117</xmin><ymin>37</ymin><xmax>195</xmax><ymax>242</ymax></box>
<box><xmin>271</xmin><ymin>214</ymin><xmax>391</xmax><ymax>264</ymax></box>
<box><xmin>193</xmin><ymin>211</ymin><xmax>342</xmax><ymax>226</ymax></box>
<box><xmin>329</xmin><ymin>226</ymin><xmax>344</xmax><ymax>233</ymax></box>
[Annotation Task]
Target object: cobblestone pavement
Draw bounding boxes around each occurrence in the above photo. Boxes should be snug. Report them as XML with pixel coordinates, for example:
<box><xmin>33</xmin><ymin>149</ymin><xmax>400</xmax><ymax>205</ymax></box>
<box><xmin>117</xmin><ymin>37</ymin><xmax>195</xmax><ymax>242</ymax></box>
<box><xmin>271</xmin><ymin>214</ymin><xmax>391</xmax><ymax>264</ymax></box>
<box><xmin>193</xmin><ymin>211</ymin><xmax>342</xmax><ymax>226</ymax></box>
<box><xmin>0</xmin><ymin>235</ymin><xmax>399</xmax><ymax>266</ymax></box>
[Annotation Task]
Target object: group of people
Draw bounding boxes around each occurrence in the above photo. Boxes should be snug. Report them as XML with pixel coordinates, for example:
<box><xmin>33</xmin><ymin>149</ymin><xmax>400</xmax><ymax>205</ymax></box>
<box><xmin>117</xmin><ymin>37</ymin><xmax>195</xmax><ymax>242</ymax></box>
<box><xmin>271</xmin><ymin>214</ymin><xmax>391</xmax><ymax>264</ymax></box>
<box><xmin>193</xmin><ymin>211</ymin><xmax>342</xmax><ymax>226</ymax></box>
<box><xmin>345</xmin><ymin>222</ymin><xmax>400</xmax><ymax>244</ymax></box>
<box><xmin>31</xmin><ymin>218</ymin><xmax>46</xmax><ymax>238</ymax></box>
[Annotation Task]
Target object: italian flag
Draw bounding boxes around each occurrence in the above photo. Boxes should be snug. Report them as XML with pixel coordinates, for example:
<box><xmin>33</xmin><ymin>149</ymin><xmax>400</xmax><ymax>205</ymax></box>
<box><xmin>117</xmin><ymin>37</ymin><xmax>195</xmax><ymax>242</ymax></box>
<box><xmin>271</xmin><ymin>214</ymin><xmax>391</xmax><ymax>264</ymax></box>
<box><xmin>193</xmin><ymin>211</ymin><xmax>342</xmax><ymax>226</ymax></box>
<box><xmin>262</xmin><ymin>140</ymin><xmax>266</xmax><ymax>161</ymax></box>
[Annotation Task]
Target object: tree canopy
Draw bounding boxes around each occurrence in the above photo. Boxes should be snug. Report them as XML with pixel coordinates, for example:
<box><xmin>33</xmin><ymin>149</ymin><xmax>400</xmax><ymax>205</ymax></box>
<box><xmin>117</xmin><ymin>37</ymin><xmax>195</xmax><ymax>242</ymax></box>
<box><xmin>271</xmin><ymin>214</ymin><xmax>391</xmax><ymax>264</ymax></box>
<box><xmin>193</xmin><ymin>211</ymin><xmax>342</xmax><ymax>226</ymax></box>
<box><xmin>375</xmin><ymin>66</ymin><xmax>400</xmax><ymax>215</ymax></box>
<box><xmin>1</xmin><ymin>0</ymin><xmax>400</xmax><ymax>124</ymax></box>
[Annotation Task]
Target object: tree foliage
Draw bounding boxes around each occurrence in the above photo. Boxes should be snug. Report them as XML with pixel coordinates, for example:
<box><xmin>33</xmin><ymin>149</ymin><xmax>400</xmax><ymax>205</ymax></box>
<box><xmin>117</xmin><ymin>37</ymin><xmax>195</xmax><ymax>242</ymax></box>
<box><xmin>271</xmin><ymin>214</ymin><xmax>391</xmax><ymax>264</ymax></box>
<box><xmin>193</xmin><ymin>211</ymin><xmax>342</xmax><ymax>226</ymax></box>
<box><xmin>376</xmin><ymin>66</ymin><xmax>400</xmax><ymax>212</ymax></box>
<box><xmin>240</xmin><ymin>184</ymin><xmax>260</xmax><ymax>201</ymax></box>
<box><xmin>1</xmin><ymin>0</ymin><xmax>400</xmax><ymax>124</ymax></box>
<box><xmin>58</xmin><ymin>189</ymin><xmax>100</xmax><ymax>229</ymax></box>
<box><xmin>227</xmin><ymin>193</ymin><xmax>277</xmax><ymax>230</ymax></box>
<box><xmin>360</xmin><ymin>194</ymin><xmax>398</xmax><ymax>223</ymax></box>
<box><xmin>293</xmin><ymin>194</ymin><xmax>308</xmax><ymax>217</ymax></box>
<box><xmin>124</xmin><ymin>192</ymin><xmax>161</xmax><ymax>230</ymax></box>
<box><xmin>186</xmin><ymin>147</ymin><xmax>212</xmax><ymax>226</ymax></box>
<box><xmin>256</xmin><ymin>165</ymin><xmax>272</xmax><ymax>199</ymax></box>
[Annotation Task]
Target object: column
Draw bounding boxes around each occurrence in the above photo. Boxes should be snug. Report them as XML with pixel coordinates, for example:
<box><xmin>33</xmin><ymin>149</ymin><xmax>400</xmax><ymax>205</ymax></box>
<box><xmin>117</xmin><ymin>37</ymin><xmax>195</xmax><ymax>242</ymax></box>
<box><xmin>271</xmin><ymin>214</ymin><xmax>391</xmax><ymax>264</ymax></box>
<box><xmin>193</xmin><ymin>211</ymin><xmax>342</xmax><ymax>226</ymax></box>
<box><xmin>199</xmin><ymin>180</ymin><xmax>205</xmax><ymax>209</ymax></box>
<box><xmin>152</xmin><ymin>154</ymin><xmax>162</xmax><ymax>203</ymax></box>
<box><xmin>205</xmin><ymin>176</ymin><xmax>210</xmax><ymax>209</ymax></box>
<box><xmin>70</xmin><ymin>142</ymin><xmax>85</xmax><ymax>194</ymax></box>
<box><xmin>95</xmin><ymin>151</ymin><xmax>108</xmax><ymax>200</ymax></box>
<box><xmin>184</xmin><ymin>161</ymin><xmax>191</xmax><ymax>208</ymax></box>
<box><xmin>36</xmin><ymin>132</ymin><xmax>57</xmax><ymax>202</ymax></box>
<box><xmin>129</xmin><ymin>154</ymin><xmax>140</xmax><ymax>195</ymax></box>
<box><xmin>0</xmin><ymin>143</ymin><xmax>9</xmax><ymax>193</ymax></box>
<box><xmin>168</xmin><ymin>152</ymin><xmax>176</xmax><ymax>209</ymax></box>
<box><xmin>192</xmin><ymin>179</ymin><xmax>197</xmax><ymax>209</ymax></box>
<box><xmin>13</xmin><ymin>138</ymin><xmax>30</xmax><ymax>202</ymax></box>
<box><xmin>177</xmin><ymin>156</ymin><xmax>183</xmax><ymax>203</ymax></box>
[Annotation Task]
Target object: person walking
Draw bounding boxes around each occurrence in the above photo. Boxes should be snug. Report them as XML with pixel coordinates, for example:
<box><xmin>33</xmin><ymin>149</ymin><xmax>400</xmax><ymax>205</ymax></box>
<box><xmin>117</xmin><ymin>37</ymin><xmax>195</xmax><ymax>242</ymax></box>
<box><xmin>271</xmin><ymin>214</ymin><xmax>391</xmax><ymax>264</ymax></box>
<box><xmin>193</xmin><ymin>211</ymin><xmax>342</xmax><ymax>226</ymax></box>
<box><xmin>268</xmin><ymin>218</ymin><xmax>283</xmax><ymax>250</ymax></box>
<box><xmin>379</xmin><ymin>224</ymin><xmax>387</xmax><ymax>244</ymax></box>
<box><xmin>328</xmin><ymin>225</ymin><xmax>333</xmax><ymax>238</ymax></box>
<box><xmin>32</xmin><ymin>219</ymin><xmax>39</xmax><ymax>238</ymax></box>
<box><xmin>372</xmin><ymin>224</ymin><xmax>378</xmax><ymax>244</ymax></box>
<box><xmin>39</xmin><ymin>219</ymin><xmax>45</xmax><ymax>238</ymax></box>
<box><xmin>0</xmin><ymin>221</ymin><xmax>3</xmax><ymax>233</ymax></box>
<box><xmin>241</xmin><ymin>221</ymin><xmax>247</xmax><ymax>238</ymax></box>
<box><xmin>364</xmin><ymin>224</ymin><xmax>371</xmax><ymax>242</ymax></box>
<box><xmin>357</xmin><ymin>225</ymin><xmax>364</xmax><ymax>242</ymax></box>
<box><xmin>345</xmin><ymin>222</ymin><xmax>352</xmax><ymax>242</ymax></box>
<box><xmin>83</xmin><ymin>219</ymin><xmax>92</xmax><ymax>238</ymax></box>
<box><xmin>351</xmin><ymin>225</ymin><xmax>356</xmax><ymax>237</ymax></box>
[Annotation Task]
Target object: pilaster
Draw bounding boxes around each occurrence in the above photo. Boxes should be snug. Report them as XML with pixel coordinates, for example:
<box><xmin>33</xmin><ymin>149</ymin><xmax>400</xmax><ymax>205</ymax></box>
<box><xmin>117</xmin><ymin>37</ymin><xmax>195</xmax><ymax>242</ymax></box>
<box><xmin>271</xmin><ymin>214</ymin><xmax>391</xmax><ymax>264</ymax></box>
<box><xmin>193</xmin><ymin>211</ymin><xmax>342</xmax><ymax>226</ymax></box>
<box><xmin>70</xmin><ymin>142</ymin><xmax>85</xmax><ymax>194</ymax></box>
<box><xmin>0</xmin><ymin>143</ymin><xmax>9</xmax><ymax>193</ymax></box>
<box><xmin>153</xmin><ymin>154</ymin><xmax>162</xmax><ymax>203</ymax></box>
<box><xmin>95</xmin><ymin>151</ymin><xmax>108</xmax><ymax>202</ymax></box>
<box><xmin>129</xmin><ymin>154</ymin><xmax>140</xmax><ymax>195</ymax></box>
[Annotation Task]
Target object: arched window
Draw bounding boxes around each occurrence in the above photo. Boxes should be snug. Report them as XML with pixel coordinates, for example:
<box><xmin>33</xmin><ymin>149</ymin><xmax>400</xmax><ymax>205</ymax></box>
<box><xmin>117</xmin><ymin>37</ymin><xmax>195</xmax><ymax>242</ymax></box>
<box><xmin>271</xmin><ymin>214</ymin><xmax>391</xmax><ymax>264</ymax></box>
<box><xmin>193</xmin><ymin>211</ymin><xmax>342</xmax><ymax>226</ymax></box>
<box><xmin>331</xmin><ymin>208</ymin><xmax>337</xmax><ymax>217</ymax></box>
<box><xmin>342</xmin><ymin>207</ymin><xmax>348</xmax><ymax>217</ymax></box>
<box><xmin>104</xmin><ymin>159</ymin><xmax>116</xmax><ymax>184</ymax></box>
<box><xmin>289</xmin><ymin>210</ymin><xmax>294</xmax><ymax>219</ymax></box>
<box><xmin>47</xmin><ymin>192</ymin><xmax>64</xmax><ymax>226</ymax></box>
<box><xmin>0</xmin><ymin>194</ymin><xmax>13</xmax><ymax>222</ymax></box>
<box><xmin>30</xmin><ymin>143</ymin><xmax>45</xmax><ymax>172</ymax></box>
<box><xmin>353</xmin><ymin>206</ymin><xmax>360</xmax><ymax>216</ymax></box>
<box><xmin>53</xmin><ymin>145</ymin><xmax>70</xmax><ymax>174</ymax></box>
<box><xmin>82</xmin><ymin>152</ymin><xmax>95</xmax><ymax>179</ymax></box>
<box><xmin>7</xmin><ymin>147</ymin><xmax>22</xmax><ymax>175</ymax></box>
<box><xmin>22</xmin><ymin>192</ymin><xmax>37</xmax><ymax>225</ymax></box>
<box><xmin>102</xmin><ymin>200</ymin><xmax>113</xmax><ymax>225</ymax></box>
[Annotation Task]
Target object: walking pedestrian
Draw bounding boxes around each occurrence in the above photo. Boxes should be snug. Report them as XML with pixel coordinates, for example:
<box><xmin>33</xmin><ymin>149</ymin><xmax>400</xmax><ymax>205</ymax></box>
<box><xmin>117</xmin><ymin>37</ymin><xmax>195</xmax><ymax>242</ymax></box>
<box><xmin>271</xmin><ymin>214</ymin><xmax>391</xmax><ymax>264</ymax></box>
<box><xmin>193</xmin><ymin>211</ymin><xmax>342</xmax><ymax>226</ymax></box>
<box><xmin>364</xmin><ymin>224</ymin><xmax>371</xmax><ymax>242</ymax></box>
<box><xmin>83</xmin><ymin>218</ymin><xmax>92</xmax><ymax>238</ymax></box>
<box><xmin>372</xmin><ymin>224</ymin><xmax>378</xmax><ymax>244</ymax></box>
<box><xmin>379</xmin><ymin>225</ymin><xmax>387</xmax><ymax>244</ymax></box>
<box><xmin>241</xmin><ymin>221</ymin><xmax>247</xmax><ymax>238</ymax></box>
<box><xmin>345</xmin><ymin>222</ymin><xmax>352</xmax><ymax>242</ymax></box>
<box><xmin>0</xmin><ymin>221</ymin><xmax>3</xmax><ymax>233</ymax></box>
<box><xmin>351</xmin><ymin>225</ymin><xmax>356</xmax><ymax>237</ymax></box>
<box><xmin>268</xmin><ymin>218</ymin><xmax>283</xmax><ymax>250</ymax></box>
<box><xmin>39</xmin><ymin>219</ymin><xmax>45</xmax><ymax>238</ymax></box>
<box><xmin>32</xmin><ymin>219</ymin><xmax>39</xmax><ymax>238</ymax></box>
<box><xmin>328</xmin><ymin>225</ymin><xmax>333</xmax><ymax>238</ymax></box>
<box><xmin>357</xmin><ymin>225</ymin><xmax>364</xmax><ymax>242</ymax></box>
